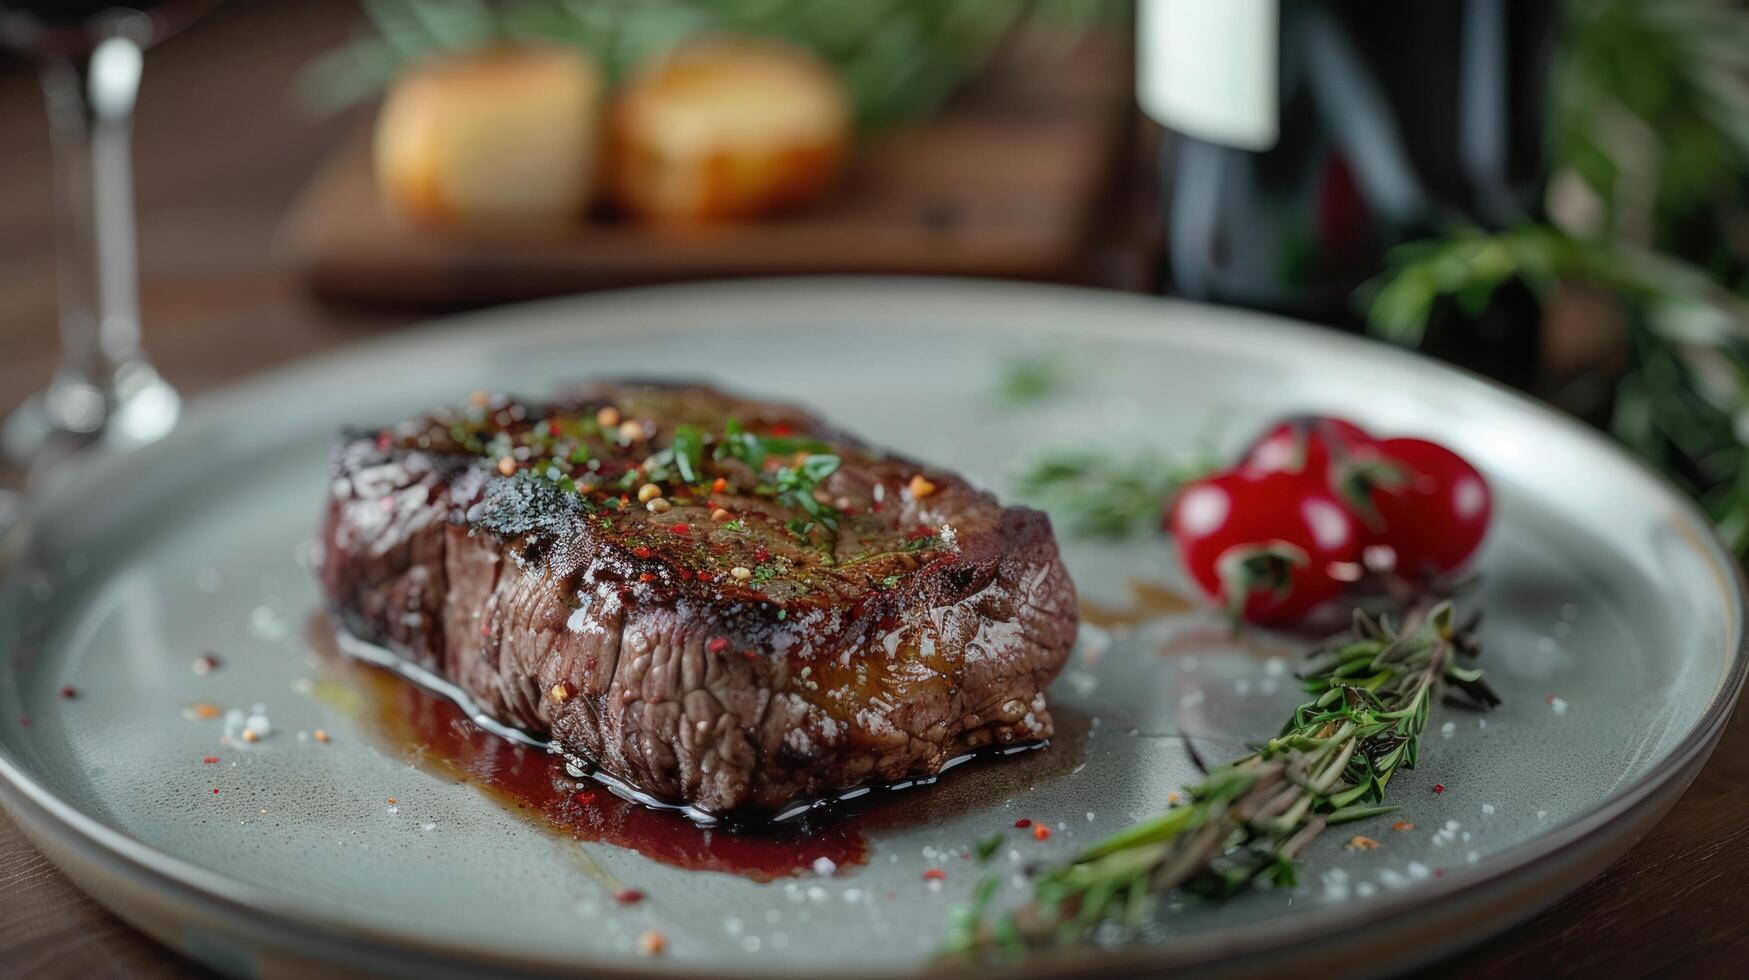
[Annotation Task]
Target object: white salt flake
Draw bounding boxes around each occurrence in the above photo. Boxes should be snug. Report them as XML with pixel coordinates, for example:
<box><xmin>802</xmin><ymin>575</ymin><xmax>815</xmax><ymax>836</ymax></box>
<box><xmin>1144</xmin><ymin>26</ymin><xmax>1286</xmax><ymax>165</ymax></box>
<box><xmin>813</xmin><ymin>857</ymin><xmax>837</xmax><ymax>877</ymax></box>
<box><xmin>1481</xmin><ymin>803</ymin><xmax>1496</xmax><ymax>816</ymax></box>
<box><xmin>249</xmin><ymin>605</ymin><xmax>289</xmax><ymax>641</ymax></box>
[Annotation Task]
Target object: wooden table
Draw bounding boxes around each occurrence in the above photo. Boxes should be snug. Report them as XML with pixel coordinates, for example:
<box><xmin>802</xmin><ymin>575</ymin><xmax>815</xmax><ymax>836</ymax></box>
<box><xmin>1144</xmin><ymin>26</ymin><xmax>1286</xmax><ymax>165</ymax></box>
<box><xmin>1</xmin><ymin>2</ymin><xmax>1745</xmax><ymax>976</ymax></box>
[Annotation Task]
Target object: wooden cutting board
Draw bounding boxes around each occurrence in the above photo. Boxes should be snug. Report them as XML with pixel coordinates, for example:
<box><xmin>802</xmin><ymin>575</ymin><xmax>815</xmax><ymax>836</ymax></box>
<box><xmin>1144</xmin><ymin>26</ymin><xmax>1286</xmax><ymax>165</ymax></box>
<box><xmin>281</xmin><ymin>32</ymin><xmax>1136</xmax><ymax>309</ymax></box>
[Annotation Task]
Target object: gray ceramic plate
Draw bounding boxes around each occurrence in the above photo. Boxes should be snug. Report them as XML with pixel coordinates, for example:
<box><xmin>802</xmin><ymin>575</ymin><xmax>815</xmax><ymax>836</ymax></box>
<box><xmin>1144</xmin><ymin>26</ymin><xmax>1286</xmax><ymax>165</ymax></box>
<box><xmin>1</xmin><ymin>279</ymin><xmax>1743</xmax><ymax>978</ymax></box>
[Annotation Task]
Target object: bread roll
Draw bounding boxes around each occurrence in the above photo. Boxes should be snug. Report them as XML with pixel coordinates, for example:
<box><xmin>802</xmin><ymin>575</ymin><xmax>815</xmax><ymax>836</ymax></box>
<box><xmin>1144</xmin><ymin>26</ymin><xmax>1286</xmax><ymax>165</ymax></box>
<box><xmin>375</xmin><ymin>45</ymin><xmax>603</xmax><ymax>229</ymax></box>
<box><xmin>609</xmin><ymin>37</ymin><xmax>851</xmax><ymax>223</ymax></box>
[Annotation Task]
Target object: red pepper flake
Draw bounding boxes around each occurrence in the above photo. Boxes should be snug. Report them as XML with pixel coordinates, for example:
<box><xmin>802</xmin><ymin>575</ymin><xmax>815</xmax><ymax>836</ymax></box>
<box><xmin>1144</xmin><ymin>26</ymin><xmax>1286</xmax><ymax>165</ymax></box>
<box><xmin>639</xmin><ymin>572</ymin><xmax>657</xmax><ymax>583</ymax></box>
<box><xmin>59</xmin><ymin>685</ymin><xmax>77</xmax><ymax>699</ymax></box>
<box><xmin>754</xmin><ymin>548</ymin><xmax>772</xmax><ymax>563</ymax></box>
<box><xmin>203</xmin><ymin>755</ymin><xmax>220</xmax><ymax>764</ymax></box>
<box><xmin>1432</xmin><ymin>784</ymin><xmax>1446</xmax><ymax>794</ymax></box>
<box><xmin>1013</xmin><ymin>818</ymin><xmax>1031</xmax><ymax>828</ymax></box>
<box><xmin>1392</xmin><ymin>821</ymin><xmax>1415</xmax><ymax>832</ymax></box>
<box><xmin>668</xmin><ymin>524</ymin><xmax>691</xmax><ymax>536</ymax></box>
<box><xmin>375</xmin><ymin>430</ymin><xmax>392</xmax><ymax>450</ymax></box>
<box><xmin>770</xmin><ymin>422</ymin><xmax>794</xmax><ymax>437</ymax></box>
<box><xmin>632</xmin><ymin>546</ymin><xmax>654</xmax><ymax>559</ymax></box>
<box><xmin>711</xmin><ymin>477</ymin><xmax>727</xmax><ymax>494</ymax></box>
<box><xmin>708</xmin><ymin>637</ymin><xmax>730</xmax><ymax>654</ymax></box>
<box><xmin>212</xmin><ymin>788</ymin><xmax>220</xmax><ymax>794</ymax></box>
<box><xmin>1032</xmin><ymin>824</ymin><xmax>1051</xmax><ymax>841</ymax></box>
<box><xmin>695</xmin><ymin>572</ymin><xmax>713</xmax><ymax>583</ymax></box>
<box><xmin>547</xmin><ymin>421</ymin><xmax>563</xmax><ymax>437</ymax></box>
<box><xmin>614</xmin><ymin>888</ymin><xmax>645</xmax><ymax>905</ymax></box>
<box><xmin>742</xmin><ymin>650</ymin><xmax>760</xmax><ymax>661</ymax></box>
<box><xmin>922</xmin><ymin>868</ymin><xmax>946</xmax><ymax>881</ymax></box>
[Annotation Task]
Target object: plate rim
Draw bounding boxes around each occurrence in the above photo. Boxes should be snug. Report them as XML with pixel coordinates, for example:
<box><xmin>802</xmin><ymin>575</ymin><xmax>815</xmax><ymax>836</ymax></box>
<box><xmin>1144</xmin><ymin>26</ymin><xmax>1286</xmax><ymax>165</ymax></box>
<box><xmin>2</xmin><ymin>275</ymin><xmax>1745</xmax><ymax>976</ymax></box>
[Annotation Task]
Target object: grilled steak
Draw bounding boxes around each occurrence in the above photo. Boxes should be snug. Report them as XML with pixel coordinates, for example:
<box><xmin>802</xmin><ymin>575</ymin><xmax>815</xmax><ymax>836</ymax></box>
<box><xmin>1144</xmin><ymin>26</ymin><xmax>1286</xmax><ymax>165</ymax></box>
<box><xmin>317</xmin><ymin>381</ymin><xmax>1077</xmax><ymax>817</ymax></box>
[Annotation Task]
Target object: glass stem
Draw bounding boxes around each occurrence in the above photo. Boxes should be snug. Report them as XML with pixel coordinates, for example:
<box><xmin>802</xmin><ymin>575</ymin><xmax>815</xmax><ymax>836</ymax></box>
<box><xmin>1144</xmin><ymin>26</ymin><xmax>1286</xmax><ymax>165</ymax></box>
<box><xmin>37</xmin><ymin>31</ymin><xmax>145</xmax><ymax>435</ymax></box>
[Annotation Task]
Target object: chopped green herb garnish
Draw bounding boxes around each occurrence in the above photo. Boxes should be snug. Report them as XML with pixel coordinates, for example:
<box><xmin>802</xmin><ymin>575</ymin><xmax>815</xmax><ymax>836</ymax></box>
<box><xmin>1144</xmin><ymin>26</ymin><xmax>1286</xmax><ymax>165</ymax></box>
<box><xmin>714</xmin><ymin>417</ymin><xmax>830</xmax><ymax>469</ymax></box>
<box><xmin>671</xmin><ymin>424</ymin><xmax>705</xmax><ymax>483</ymax></box>
<box><xmin>768</xmin><ymin>454</ymin><xmax>843</xmax><ymax>530</ymax></box>
<box><xmin>996</xmin><ymin>355</ymin><xmax>1069</xmax><ymax>405</ymax></box>
<box><xmin>974</xmin><ymin>833</ymin><xmax>1003</xmax><ymax>863</ymax></box>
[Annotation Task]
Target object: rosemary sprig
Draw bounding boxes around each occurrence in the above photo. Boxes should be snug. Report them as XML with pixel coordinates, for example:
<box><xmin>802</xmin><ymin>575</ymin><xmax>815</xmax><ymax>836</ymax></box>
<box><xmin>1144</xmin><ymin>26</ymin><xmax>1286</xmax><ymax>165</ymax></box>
<box><xmin>1012</xmin><ymin>446</ymin><xmax>1218</xmax><ymax>539</ymax></box>
<box><xmin>947</xmin><ymin>597</ymin><xmax>1496</xmax><ymax>957</ymax></box>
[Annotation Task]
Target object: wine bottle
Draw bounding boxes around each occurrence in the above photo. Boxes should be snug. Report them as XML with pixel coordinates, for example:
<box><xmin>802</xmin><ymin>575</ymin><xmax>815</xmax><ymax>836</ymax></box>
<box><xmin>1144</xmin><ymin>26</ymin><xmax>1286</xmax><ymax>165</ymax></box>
<box><xmin>1138</xmin><ymin>0</ymin><xmax>1558</xmax><ymax>343</ymax></box>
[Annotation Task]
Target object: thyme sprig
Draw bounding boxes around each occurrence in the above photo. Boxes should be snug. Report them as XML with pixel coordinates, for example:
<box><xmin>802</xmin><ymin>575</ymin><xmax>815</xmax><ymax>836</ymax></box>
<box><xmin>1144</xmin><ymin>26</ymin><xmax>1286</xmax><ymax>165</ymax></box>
<box><xmin>947</xmin><ymin>597</ymin><xmax>1495</xmax><ymax>957</ymax></box>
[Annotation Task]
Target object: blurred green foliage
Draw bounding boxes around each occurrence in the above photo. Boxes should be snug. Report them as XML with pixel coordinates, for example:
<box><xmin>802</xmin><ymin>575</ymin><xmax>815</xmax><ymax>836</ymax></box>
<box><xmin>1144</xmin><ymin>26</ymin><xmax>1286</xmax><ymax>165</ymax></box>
<box><xmin>298</xmin><ymin>0</ymin><xmax>1122</xmax><ymax>126</ymax></box>
<box><xmin>1367</xmin><ymin>0</ymin><xmax>1749</xmax><ymax>556</ymax></box>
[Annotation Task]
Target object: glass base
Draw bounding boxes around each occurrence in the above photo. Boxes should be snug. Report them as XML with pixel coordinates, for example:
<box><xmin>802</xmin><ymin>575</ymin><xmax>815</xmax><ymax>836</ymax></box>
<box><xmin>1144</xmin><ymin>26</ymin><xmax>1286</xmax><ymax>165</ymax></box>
<box><xmin>2</xmin><ymin>362</ymin><xmax>179</xmax><ymax>468</ymax></box>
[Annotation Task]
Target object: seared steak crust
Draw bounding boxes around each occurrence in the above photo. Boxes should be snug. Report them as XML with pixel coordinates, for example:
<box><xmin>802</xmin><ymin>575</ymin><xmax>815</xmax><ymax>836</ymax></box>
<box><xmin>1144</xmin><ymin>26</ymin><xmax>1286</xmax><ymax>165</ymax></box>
<box><xmin>318</xmin><ymin>382</ymin><xmax>1077</xmax><ymax>815</ymax></box>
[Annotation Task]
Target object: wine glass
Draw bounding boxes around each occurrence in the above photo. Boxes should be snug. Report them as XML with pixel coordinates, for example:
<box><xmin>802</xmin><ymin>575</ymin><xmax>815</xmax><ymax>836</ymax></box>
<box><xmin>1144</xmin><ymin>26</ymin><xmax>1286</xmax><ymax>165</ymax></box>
<box><xmin>0</xmin><ymin>2</ymin><xmax>213</xmax><ymax>470</ymax></box>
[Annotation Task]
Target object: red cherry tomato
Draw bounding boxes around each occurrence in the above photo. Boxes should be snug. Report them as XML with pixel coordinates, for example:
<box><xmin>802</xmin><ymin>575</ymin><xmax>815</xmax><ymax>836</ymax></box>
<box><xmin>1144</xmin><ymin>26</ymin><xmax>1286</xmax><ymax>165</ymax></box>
<box><xmin>1239</xmin><ymin>416</ymin><xmax>1376</xmax><ymax>479</ymax></box>
<box><xmin>1168</xmin><ymin>470</ymin><xmax>1365</xmax><ymax>624</ymax></box>
<box><xmin>1365</xmin><ymin>437</ymin><xmax>1491</xmax><ymax>575</ymax></box>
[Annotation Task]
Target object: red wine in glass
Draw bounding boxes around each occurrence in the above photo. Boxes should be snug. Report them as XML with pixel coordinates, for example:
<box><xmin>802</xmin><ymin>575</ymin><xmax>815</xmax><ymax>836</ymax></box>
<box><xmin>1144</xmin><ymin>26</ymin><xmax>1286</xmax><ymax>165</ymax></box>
<box><xmin>0</xmin><ymin>1</ymin><xmax>216</xmax><ymax>468</ymax></box>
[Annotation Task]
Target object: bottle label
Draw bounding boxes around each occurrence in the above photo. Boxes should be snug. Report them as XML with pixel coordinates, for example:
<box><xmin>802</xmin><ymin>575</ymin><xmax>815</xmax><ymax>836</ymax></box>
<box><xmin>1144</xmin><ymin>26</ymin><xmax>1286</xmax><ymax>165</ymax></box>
<box><xmin>1136</xmin><ymin>0</ymin><xmax>1279</xmax><ymax>151</ymax></box>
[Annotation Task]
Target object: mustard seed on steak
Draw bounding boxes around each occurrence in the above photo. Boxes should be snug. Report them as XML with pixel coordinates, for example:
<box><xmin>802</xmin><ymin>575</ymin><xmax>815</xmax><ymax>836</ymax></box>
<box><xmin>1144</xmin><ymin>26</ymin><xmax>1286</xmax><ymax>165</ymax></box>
<box><xmin>317</xmin><ymin>381</ymin><xmax>1077</xmax><ymax>816</ymax></box>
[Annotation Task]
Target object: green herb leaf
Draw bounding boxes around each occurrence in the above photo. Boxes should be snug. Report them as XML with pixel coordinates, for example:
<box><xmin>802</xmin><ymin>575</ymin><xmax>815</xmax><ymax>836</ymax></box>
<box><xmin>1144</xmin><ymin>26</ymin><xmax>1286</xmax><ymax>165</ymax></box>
<box><xmin>974</xmin><ymin>833</ymin><xmax>1004</xmax><ymax>863</ymax></box>
<box><xmin>672</xmin><ymin>424</ymin><xmax>704</xmax><ymax>483</ymax></box>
